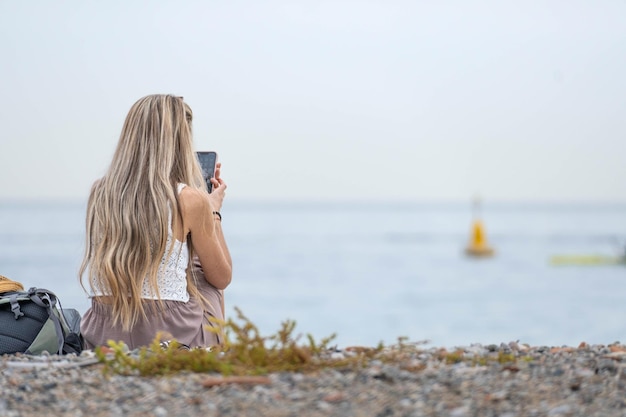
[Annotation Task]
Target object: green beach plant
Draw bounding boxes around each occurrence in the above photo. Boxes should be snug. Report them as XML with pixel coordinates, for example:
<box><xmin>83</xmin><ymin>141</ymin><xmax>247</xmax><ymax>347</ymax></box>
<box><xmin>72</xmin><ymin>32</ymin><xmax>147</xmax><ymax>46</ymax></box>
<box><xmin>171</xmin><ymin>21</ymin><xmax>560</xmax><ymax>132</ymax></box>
<box><xmin>95</xmin><ymin>307</ymin><xmax>379</xmax><ymax>376</ymax></box>
<box><xmin>94</xmin><ymin>307</ymin><xmax>531</xmax><ymax>377</ymax></box>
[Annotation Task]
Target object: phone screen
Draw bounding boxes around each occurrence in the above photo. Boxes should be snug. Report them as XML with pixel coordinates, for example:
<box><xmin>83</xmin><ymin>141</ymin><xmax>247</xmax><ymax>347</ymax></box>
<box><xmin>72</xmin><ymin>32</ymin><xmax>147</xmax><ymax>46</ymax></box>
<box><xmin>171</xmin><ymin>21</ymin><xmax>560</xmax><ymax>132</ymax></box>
<box><xmin>196</xmin><ymin>151</ymin><xmax>217</xmax><ymax>193</ymax></box>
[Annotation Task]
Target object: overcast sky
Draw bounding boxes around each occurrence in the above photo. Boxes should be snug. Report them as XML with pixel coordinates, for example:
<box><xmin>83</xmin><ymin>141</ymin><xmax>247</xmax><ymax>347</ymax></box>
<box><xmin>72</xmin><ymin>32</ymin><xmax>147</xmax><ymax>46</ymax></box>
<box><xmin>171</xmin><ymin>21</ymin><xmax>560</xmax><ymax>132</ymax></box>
<box><xmin>1</xmin><ymin>1</ymin><xmax>625</xmax><ymax>203</ymax></box>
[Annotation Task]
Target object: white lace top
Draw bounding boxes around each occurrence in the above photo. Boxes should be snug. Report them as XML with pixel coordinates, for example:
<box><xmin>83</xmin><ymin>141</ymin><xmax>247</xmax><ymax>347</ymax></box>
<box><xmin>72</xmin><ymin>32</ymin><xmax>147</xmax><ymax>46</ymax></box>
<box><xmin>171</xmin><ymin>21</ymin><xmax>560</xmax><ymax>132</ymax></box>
<box><xmin>140</xmin><ymin>215</ymin><xmax>190</xmax><ymax>302</ymax></box>
<box><xmin>140</xmin><ymin>183</ymin><xmax>189</xmax><ymax>302</ymax></box>
<box><xmin>92</xmin><ymin>184</ymin><xmax>190</xmax><ymax>302</ymax></box>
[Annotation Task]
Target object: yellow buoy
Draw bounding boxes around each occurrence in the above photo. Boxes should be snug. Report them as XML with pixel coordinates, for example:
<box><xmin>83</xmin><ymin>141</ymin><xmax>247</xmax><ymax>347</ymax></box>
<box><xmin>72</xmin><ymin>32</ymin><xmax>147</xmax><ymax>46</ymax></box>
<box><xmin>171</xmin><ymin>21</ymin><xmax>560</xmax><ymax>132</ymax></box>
<box><xmin>464</xmin><ymin>196</ymin><xmax>495</xmax><ymax>257</ymax></box>
<box><xmin>465</xmin><ymin>219</ymin><xmax>495</xmax><ymax>257</ymax></box>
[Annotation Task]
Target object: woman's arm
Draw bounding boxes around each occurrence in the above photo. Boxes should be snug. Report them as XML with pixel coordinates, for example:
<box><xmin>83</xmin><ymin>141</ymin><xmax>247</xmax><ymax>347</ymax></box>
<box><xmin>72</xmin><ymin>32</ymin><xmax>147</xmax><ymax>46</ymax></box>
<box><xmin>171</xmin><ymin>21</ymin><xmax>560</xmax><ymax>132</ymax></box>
<box><xmin>180</xmin><ymin>187</ymin><xmax>232</xmax><ymax>290</ymax></box>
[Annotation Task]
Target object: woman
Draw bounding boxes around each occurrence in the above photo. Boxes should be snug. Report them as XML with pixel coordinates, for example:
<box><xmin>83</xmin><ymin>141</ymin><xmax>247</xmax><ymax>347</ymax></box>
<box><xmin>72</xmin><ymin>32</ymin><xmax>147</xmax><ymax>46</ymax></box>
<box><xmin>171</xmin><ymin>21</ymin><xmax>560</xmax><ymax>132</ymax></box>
<box><xmin>79</xmin><ymin>94</ymin><xmax>232</xmax><ymax>350</ymax></box>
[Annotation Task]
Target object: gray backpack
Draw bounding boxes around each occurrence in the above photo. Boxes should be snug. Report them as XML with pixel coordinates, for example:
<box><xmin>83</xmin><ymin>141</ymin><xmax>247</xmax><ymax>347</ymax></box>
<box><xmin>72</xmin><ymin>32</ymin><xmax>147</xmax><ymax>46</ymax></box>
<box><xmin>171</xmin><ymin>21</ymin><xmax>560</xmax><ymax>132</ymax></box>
<box><xmin>0</xmin><ymin>287</ymin><xmax>83</xmax><ymax>355</ymax></box>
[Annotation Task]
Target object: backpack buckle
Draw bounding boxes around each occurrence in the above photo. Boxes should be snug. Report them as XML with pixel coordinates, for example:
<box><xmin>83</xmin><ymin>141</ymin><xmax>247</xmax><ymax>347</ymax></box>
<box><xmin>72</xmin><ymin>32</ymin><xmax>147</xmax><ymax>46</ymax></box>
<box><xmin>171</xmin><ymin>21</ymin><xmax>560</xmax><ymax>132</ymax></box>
<box><xmin>9</xmin><ymin>294</ymin><xmax>24</xmax><ymax>319</ymax></box>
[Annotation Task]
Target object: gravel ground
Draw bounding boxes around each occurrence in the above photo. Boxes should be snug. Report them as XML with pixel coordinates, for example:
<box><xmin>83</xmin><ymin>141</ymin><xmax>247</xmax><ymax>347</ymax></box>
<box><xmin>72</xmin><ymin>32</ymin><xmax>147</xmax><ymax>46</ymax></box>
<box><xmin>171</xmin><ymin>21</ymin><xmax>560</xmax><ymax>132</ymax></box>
<box><xmin>2</xmin><ymin>342</ymin><xmax>626</xmax><ymax>417</ymax></box>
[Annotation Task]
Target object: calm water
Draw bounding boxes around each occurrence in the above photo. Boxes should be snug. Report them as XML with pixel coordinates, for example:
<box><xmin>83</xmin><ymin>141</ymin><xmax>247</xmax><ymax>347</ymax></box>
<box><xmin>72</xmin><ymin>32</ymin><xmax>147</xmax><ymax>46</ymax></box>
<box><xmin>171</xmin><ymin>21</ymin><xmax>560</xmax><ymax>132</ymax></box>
<box><xmin>1</xmin><ymin>200</ymin><xmax>625</xmax><ymax>349</ymax></box>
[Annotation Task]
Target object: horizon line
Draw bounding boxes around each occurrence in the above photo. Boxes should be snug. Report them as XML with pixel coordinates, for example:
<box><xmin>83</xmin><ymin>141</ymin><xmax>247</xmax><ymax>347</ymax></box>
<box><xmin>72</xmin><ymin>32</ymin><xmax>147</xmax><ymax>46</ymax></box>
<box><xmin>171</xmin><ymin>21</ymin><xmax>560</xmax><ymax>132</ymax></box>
<box><xmin>1</xmin><ymin>197</ymin><xmax>626</xmax><ymax>208</ymax></box>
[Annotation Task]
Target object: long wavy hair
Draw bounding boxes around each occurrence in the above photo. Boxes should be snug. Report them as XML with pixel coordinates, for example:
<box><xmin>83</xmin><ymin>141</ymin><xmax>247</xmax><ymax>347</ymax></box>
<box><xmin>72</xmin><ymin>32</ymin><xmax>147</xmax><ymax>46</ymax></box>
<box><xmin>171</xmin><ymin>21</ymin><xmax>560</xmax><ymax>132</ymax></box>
<box><xmin>79</xmin><ymin>94</ymin><xmax>206</xmax><ymax>331</ymax></box>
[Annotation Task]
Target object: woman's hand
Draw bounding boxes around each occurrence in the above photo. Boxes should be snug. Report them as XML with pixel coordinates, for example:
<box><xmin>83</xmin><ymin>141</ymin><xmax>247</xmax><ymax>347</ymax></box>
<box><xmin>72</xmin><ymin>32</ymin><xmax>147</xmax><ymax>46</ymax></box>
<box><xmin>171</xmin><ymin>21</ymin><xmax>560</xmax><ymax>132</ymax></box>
<box><xmin>208</xmin><ymin>162</ymin><xmax>227</xmax><ymax>212</ymax></box>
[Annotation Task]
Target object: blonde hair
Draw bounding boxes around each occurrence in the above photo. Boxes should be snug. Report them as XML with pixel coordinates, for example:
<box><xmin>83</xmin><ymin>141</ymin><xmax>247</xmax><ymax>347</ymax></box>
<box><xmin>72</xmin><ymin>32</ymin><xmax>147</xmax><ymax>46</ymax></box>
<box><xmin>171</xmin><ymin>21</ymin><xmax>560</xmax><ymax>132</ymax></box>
<box><xmin>80</xmin><ymin>94</ymin><xmax>206</xmax><ymax>331</ymax></box>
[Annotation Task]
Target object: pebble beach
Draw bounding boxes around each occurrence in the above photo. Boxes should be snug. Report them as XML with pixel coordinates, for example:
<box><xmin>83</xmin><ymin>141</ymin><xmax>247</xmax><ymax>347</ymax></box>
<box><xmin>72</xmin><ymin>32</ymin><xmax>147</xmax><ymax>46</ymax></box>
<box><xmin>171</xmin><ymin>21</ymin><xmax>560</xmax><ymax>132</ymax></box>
<box><xmin>3</xmin><ymin>341</ymin><xmax>626</xmax><ymax>417</ymax></box>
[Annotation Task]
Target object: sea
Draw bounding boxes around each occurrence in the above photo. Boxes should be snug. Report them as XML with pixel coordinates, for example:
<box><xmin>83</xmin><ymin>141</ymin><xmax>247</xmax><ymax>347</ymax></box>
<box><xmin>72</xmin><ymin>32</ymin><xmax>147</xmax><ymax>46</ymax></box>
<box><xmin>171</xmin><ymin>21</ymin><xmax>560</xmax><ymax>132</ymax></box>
<box><xmin>1</xmin><ymin>200</ymin><xmax>625</xmax><ymax>350</ymax></box>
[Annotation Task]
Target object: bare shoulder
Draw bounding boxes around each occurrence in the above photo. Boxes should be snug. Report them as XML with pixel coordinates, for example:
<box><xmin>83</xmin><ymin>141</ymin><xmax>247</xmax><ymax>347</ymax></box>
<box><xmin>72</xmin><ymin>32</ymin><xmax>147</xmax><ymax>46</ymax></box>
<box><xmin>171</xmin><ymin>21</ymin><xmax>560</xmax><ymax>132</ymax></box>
<box><xmin>178</xmin><ymin>186</ymin><xmax>212</xmax><ymax>220</ymax></box>
<box><xmin>178</xmin><ymin>187</ymin><xmax>209</xmax><ymax>214</ymax></box>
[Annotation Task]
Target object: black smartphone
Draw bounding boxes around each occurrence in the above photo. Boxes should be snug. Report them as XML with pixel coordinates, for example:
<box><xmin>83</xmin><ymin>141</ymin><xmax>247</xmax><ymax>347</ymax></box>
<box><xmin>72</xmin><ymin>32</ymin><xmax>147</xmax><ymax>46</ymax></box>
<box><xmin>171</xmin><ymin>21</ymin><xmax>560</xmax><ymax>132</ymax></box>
<box><xmin>196</xmin><ymin>151</ymin><xmax>218</xmax><ymax>193</ymax></box>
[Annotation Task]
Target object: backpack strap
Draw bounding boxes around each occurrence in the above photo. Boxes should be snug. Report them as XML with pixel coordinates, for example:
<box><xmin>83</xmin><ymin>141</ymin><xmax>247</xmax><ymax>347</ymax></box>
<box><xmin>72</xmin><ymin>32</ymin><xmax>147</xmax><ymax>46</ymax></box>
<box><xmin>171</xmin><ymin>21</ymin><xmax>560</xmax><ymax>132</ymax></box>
<box><xmin>27</xmin><ymin>287</ymin><xmax>65</xmax><ymax>355</ymax></box>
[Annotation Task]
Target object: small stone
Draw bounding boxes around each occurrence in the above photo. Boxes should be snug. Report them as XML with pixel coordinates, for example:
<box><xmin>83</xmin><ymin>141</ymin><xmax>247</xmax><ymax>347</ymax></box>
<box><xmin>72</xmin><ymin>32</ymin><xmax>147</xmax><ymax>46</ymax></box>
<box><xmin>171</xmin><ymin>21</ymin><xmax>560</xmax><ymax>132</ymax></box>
<box><xmin>449</xmin><ymin>405</ymin><xmax>470</xmax><ymax>417</ymax></box>
<box><xmin>153</xmin><ymin>406</ymin><xmax>168</xmax><ymax>417</ymax></box>
<box><xmin>548</xmin><ymin>404</ymin><xmax>572</xmax><ymax>415</ymax></box>
<box><xmin>323</xmin><ymin>392</ymin><xmax>345</xmax><ymax>403</ymax></box>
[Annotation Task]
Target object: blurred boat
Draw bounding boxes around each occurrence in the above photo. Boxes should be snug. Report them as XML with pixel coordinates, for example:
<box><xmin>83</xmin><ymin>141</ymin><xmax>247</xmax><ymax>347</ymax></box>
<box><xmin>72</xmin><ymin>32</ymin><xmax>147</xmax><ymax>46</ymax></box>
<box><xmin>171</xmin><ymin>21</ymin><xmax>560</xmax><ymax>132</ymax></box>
<box><xmin>550</xmin><ymin>255</ymin><xmax>626</xmax><ymax>266</ymax></box>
